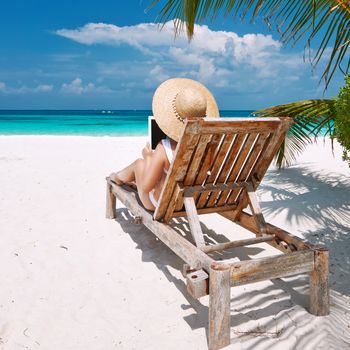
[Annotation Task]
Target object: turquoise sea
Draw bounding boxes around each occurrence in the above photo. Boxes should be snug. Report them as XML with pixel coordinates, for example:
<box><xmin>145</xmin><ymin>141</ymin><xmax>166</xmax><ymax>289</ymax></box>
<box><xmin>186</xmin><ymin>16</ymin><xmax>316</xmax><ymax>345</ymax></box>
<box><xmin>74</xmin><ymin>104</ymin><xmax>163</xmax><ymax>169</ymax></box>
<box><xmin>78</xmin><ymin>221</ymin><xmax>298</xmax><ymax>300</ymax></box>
<box><xmin>0</xmin><ymin>110</ymin><xmax>253</xmax><ymax>136</ymax></box>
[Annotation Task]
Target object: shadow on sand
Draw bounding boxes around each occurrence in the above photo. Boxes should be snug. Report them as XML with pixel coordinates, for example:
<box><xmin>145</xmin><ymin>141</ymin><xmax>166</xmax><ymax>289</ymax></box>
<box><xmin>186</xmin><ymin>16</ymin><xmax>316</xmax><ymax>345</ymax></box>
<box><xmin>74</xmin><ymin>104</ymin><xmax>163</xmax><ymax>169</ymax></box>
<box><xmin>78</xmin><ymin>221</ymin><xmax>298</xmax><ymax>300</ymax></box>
<box><xmin>112</xmin><ymin>164</ymin><xmax>350</xmax><ymax>348</ymax></box>
<box><xmin>260</xmin><ymin>165</ymin><xmax>350</xmax><ymax>295</ymax></box>
<box><xmin>114</xmin><ymin>208</ymin><xmax>323</xmax><ymax>348</ymax></box>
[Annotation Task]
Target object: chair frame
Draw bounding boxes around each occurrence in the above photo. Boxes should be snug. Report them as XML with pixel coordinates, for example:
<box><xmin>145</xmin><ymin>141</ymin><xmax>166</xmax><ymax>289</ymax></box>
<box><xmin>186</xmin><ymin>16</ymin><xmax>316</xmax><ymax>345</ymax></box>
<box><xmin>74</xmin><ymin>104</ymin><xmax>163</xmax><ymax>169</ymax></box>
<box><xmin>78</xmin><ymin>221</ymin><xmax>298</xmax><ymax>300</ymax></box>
<box><xmin>106</xmin><ymin>117</ymin><xmax>329</xmax><ymax>350</ymax></box>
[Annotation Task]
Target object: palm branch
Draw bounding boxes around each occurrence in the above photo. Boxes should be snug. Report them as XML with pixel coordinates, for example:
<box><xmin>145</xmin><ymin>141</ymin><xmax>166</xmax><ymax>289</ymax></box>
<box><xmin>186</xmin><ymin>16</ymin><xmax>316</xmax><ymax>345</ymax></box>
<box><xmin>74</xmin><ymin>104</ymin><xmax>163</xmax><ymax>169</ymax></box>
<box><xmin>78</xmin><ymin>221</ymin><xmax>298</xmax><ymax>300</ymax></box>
<box><xmin>148</xmin><ymin>0</ymin><xmax>350</xmax><ymax>88</ymax></box>
<box><xmin>252</xmin><ymin>99</ymin><xmax>336</xmax><ymax>167</ymax></box>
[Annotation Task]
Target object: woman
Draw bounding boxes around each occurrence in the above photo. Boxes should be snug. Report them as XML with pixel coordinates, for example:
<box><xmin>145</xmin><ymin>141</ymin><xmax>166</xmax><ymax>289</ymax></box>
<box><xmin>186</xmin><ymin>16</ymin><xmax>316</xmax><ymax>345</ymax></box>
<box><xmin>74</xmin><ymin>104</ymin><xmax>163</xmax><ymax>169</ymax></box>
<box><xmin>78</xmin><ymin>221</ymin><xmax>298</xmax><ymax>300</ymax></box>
<box><xmin>110</xmin><ymin>137</ymin><xmax>176</xmax><ymax>211</ymax></box>
<box><xmin>110</xmin><ymin>78</ymin><xmax>219</xmax><ymax>211</ymax></box>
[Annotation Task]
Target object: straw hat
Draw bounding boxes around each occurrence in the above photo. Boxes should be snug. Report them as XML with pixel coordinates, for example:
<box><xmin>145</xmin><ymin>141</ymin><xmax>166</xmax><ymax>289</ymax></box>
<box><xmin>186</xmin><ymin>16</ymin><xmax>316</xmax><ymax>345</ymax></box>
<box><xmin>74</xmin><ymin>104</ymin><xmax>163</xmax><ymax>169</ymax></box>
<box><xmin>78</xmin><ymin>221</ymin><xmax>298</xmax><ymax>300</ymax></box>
<box><xmin>152</xmin><ymin>78</ymin><xmax>219</xmax><ymax>142</ymax></box>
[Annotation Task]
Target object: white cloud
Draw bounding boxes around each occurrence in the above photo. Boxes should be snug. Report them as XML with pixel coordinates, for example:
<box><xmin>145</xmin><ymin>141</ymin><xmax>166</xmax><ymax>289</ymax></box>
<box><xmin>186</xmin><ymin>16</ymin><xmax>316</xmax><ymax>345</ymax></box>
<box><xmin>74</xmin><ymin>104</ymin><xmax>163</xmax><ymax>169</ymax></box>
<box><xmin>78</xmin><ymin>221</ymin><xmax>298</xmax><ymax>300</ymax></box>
<box><xmin>61</xmin><ymin>78</ymin><xmax>95</xmax><ymax>94</ymax></box>
<box><xmin>33</xmin><ymin>84</ymin><xmax>53</xmax><ymax>92</ymax></box>
<box><xmin>55</xmin><ymin>22</ymin><xmax>280</xmax><ymax>56</ymax></box>
<box><xmin>56</xmin><ymin>22</ymin><xmax>178</xmax><ymax>49</ymax></box>
<box><xmin>144</xmin><ymin>65</ymin><xmax>170</xmax><ymax>87</ymax></box>
<box><xmin>55</xmin><ymin>21</ymin><xmax>281</xmax><ymax>62</ymax></box>
<box><xmin>55</xmin><ymin>21</ymin><xmax>323</xmax><ymax>107</ymax></box>
<box><xmin>49</xmin><ymin>53</ymin><xmax>83</xmax><ymax>62</ymax></box>
<box><xmin>60</xmin><ymin>77</ymin><xmax>113</xmax><ymax>94</ymax></box>
<box><xmin>0</xmin><ymin>83</ymin><xmax>53</xmax><ymax>94</ymax></box>
<box><xmin>18</xmin><ymin>84</ymin><xmax>54</xmax><ymax>93</ymax></box>
<box><xmin>56</xmin><ymin>21</ymin><xmax>304</xmax><ymax>84</ymax></box>
<box><xmin>168</xmin><ymin>47</ymin><xmax>217</xmax><ymax>81</ymax></box>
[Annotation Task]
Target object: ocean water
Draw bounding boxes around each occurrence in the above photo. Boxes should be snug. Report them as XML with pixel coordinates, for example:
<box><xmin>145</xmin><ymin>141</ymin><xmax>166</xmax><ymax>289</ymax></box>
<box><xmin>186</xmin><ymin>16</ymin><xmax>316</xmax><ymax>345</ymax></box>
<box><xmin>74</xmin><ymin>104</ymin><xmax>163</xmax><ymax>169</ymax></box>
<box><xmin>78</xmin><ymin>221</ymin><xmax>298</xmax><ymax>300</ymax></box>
<box><xmin>0</xmin><ymin>110</ymin><xmax>254</xmax><ymax>136</ymax></box>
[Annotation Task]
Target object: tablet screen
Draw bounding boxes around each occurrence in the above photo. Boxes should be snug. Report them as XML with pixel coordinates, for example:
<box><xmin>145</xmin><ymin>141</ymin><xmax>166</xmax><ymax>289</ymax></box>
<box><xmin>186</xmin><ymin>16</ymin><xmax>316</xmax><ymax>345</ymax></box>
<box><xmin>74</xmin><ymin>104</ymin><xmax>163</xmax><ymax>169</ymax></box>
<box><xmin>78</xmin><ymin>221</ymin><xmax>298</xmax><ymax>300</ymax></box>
<box><xmin>148</xmin><ymin>116</ymin><xmax>167</xmax><ymax>150</ymax></box>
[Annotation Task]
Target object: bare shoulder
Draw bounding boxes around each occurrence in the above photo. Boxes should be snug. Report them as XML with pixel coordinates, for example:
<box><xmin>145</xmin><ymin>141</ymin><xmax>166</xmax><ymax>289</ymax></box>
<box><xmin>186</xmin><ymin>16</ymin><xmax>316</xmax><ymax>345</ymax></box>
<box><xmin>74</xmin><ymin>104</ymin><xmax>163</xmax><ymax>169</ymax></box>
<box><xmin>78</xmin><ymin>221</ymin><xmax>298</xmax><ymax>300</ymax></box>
<box><xmin>154</xmin><ymin>141</ymin><xmax>169</xmax><ymax>165</ymax></box>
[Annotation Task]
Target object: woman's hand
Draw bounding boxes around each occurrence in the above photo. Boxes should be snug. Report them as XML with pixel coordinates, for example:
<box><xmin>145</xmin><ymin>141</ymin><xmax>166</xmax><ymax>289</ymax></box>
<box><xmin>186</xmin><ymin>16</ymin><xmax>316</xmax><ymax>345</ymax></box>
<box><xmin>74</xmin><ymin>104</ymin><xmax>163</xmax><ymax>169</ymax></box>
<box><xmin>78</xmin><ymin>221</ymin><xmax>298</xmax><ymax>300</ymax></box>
<box><xmin>142</xmin><ymin>142</ymin><xmax>153</xmax><ymax>159</ymax></box>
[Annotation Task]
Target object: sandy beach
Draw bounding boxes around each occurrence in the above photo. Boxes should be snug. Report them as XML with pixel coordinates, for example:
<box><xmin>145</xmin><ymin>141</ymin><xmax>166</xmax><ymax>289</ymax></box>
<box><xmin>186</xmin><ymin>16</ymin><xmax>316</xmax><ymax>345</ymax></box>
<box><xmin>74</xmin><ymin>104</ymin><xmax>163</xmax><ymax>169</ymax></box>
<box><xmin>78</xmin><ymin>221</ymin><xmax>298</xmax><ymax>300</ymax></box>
<box><xmin>0</xmin><ymin>135</ymin><xmax>349</xmax><ymax>350</ymax></box>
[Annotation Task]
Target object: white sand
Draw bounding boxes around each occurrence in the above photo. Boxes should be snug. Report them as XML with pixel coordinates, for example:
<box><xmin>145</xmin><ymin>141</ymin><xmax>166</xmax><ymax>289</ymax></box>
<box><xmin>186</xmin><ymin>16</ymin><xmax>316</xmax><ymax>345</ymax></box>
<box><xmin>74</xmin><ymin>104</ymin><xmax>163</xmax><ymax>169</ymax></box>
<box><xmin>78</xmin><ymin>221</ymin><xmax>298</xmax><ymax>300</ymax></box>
<box><xmin>0</xmin><ymin>135</ymin><xmax>349</xmax><ymax>350</ymax></box>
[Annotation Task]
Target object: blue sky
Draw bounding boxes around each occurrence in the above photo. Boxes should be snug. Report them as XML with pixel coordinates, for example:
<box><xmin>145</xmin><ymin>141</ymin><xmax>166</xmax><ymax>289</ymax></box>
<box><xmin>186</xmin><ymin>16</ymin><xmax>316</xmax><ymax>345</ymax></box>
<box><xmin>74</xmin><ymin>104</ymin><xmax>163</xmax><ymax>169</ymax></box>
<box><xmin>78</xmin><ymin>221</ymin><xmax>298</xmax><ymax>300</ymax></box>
<box><xmin>0</xmin><ymin>0</ymin><xmax>345</xmax><ymax>110</ymax></box>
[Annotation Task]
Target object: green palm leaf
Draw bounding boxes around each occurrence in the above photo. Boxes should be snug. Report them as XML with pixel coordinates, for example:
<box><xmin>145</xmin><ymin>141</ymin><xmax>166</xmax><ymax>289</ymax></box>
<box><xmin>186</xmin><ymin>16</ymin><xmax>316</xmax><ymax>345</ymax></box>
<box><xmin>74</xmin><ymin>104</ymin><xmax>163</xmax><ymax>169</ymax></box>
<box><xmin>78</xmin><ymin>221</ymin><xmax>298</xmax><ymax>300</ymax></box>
<box><xmin>252</xmin><ymin>99</ymin><xmax>336</xmax><ymax>167</ymax></box>
<box><xmin>148</xmin><ymin>0</ymin><xmax>350</xmax><ymax>88</ymax></box>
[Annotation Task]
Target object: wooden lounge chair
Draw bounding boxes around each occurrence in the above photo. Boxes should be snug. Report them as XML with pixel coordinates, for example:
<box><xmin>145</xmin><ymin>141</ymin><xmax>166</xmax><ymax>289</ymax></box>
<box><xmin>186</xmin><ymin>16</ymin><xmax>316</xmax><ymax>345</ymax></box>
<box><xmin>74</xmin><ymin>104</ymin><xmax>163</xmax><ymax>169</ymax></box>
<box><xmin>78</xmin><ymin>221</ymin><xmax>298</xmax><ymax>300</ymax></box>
<box><xmin>105</xmin><ymin>117</ymin><xmax>329</xmax><ymax>350</ymax></box>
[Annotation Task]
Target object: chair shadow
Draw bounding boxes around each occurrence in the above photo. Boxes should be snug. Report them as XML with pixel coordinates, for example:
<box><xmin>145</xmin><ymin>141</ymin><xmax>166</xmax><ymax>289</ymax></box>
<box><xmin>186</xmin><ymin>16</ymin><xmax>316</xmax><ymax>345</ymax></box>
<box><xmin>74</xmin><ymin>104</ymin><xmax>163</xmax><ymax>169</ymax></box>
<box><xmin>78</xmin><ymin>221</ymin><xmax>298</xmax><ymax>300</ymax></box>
<box><xmin>260</xmin><ymin>165</ymin><xmax>350</xmax><ymax>295</ymax></box>
<box><xmin>114</xmin><ymin>208</ymin><xmax>312</xmax><ymax>347</ymax></box>
<box><xmin>111</xmin><ymin>163</ymin><xmax>350</xmax><ymax>348</ymax></box>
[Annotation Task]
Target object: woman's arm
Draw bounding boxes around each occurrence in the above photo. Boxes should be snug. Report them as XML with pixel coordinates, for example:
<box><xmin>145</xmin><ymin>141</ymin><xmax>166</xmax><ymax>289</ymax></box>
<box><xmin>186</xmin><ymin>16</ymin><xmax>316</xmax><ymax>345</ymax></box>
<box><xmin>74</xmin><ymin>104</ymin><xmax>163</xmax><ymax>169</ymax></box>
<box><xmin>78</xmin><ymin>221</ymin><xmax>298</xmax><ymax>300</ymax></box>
<box><xmin>140</xmin><ymin>142</ymin><xmax>168</xmax><ymax>193</ymax></box>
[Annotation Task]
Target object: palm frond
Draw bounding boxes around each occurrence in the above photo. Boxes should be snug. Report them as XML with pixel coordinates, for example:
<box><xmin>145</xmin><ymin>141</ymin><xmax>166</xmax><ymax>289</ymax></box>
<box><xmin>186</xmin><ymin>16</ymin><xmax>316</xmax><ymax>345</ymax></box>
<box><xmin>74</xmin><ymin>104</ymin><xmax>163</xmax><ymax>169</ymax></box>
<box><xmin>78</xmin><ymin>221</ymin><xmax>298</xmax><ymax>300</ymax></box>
<box><xmin>148</xmin><ymin>0</ymin><xmax>350</xmax><ymax>88</ymax></box>
<box><xmin>252</xmin><ymin>99</ymin><xmax>336</xmax><ymax>167</ymax></box>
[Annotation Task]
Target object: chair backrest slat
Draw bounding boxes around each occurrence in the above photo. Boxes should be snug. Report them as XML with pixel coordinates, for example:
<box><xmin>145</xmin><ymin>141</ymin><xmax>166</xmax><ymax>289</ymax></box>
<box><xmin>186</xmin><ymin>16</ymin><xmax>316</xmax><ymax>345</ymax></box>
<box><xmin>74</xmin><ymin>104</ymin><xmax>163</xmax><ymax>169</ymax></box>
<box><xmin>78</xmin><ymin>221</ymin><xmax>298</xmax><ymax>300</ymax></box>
<box><xmin>186</xmin><ymin>118</ymin><xmax>281</xmax><ymax>135</ymax></box>
<box><xmin>189</xmin><ymin>134</ymin><xmax>223</xmax><ymax>208</ymax></box>
<box><xmin>153</xmin><ymin>117</ymin><xmax>292</xmax><ymax>222</ymax></box>
<box><xmin>174</xmin><ymin>134</ymin><xmax>212</xmax><ymax>212</ymax></box>
<box><xmin>203</xmin><ymin>133</ymin><xmax>241</xmax><ymax>208</ymax></box>
<box><xmin>208</xmin><ymin>132</ymin><xmax>259</xmax><ymax>207</ymax></box>
<box><xmin>155</xmin><ymin>132</ymin><xmax>199</xmax><ymax>221</ymax></box>
<box><xmin>214</xmin><ymin>133</ymin><xmax>257</xmax><ymax>207</ymax></box>
<box><xmin>253</xmin><ymin>122</ymin><xmax>290</xmax><ymax>185</ymax></box>
<box><xmin>225</xmin><ymin>132</ymin><xmax>270</xmax><ymax>205</ymax></box>
<box><xmin>195</xmin><ymin>133</ymin><xmax>235</xmax><ymax>209</ymax></box>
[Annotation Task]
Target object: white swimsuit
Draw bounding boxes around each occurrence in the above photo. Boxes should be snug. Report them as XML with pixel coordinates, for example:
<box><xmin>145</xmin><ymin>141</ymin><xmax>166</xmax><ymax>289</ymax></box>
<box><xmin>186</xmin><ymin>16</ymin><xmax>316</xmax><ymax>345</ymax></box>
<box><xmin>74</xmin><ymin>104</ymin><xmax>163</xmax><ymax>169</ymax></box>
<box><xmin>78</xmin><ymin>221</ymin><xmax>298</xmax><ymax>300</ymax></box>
<box><xmin>149</xmin><ymin>138</ymin><xmax>174</xmax><ymax>208</ymax></box>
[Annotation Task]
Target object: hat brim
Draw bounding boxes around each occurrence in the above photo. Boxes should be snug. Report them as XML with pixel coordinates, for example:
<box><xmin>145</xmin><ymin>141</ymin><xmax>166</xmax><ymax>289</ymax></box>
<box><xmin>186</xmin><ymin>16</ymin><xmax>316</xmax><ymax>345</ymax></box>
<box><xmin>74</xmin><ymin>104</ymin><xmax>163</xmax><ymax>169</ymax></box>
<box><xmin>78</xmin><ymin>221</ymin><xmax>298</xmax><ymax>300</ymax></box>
<box><xmin>152</xmin><ymin>78</ymin><xmax>219</xmax><ymax>142</ymax></box>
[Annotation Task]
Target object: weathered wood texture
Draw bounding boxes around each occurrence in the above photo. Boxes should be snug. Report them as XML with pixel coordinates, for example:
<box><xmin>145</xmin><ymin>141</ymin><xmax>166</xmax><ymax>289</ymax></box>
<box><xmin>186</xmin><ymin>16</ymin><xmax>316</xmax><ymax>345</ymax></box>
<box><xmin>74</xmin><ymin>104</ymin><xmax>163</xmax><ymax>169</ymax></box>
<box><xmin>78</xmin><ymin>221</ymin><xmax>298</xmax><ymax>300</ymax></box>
<box><xmin>154</xmin><ymin>131</ymin><xmax>200</xmax><ymax>221</ymax></box>
<box><xmin>184</xmin><ymin>181</ymin><xmax>249</xmax><ymax>195</ymax></box>
<box><xmin>105</xmin><ymin>116</ymin><xmax>329</xmax><ymax>350</ymax></box>
<box><xmin>246</xmin><ymin>183</ymin><xmax>267</xmax><ymax>235</ymax></box>
<box><xmin>225</xmin><ymin>120</ymin><xmax>291</xmax><ymax>210</ymax></box>
<box><xmin>187</xmin><ymin>118</ymin><xmax>283</xmax><ymax>135</ymax></box>
<box><xmin>230</xmin><ymin>250</ymin><xmax>314</xmax><ymax>287</ymax></box>
<box><xmin>105</xmin><ymin>180</ymin><xmax>116</xmax><ymax>219</ymax></box>
<box><xmin>185</xmin><ymin>249</ymin><xmax>315</xmax><ymax>295</ymax></box>
<box><xmin>192</xmin><ymin>134</ymin><xmax>223</xmax><ymax>205</ymax></box>
<box><xmin>182</xmin><ymin>263</ymin><xmax>192</xmax><ymax>277</ymax></box>
<box><xmin>154</xmin><ymin>117</ymin><xmax>293</xmax><ymax>222</ymax></box>
<box><xmin>309</xmin><ymin>247</ymin><xmax>330</xmax><ymax>316</ymax></box>
<box><xmin>215</xmin><ymin>133</ymin><xmax>255</xmax><ymax>207</ymax></box>
<box><xmin>203</xmin><ymin>133</ymin><xmax>236</xmax><ymax>208</ymax></box>
<box><xmin>252</xmin><ymin>120</ymin><xmax>292</xmax><ymax>186</ymax></box>
<box><xmin>201</xmin><ymin>235</ymin><xmax>275</xmax><ymax>254</ymax></box>
<box><xmin>211</xmin><ymin>134</ymin><xmax>249</xmax><ymax>206</ymax></box>
<box><xmin>227</xmin><ymin>132</ymin><xmax>270</xmax><ymax>203</ymax></box>
<box><xmin>186</xmin><ymin>269</ymin><xmax>209</xmax><ymax>299</ymax></box>
<box><xmin>175</xmin><ymin>134</ymin><xmax>213</xmax><ymax>211</ymax></box>
<box><xmin>197</xmin><ymin>133</ymin><xmax>235</xmax><ymax>209</ymax></box>
<box><xmin>171</xmin><ymin>203</ymin><xmax>238</xmax><ymax>217</ymax></box>
<box><xmin>209</xmin><ymin>263</ymin><xmax>231</xmax><ymax>350</ymax></box>
<box><xmin>184</xmin><ymin>196</ymin><xmax>205</xmax><ymax>247</ymax></box>
<box><xmin>224</xmin><ymin>132</ymin><xmax>258</xmax><ymax>204</ymax></box>
<box><xmin>109</xmin><ymin>181</ymin><xmax>214</xmax><ymax>271</ymax></box>
<box><xmin>221</xmin><ymin>211</ymin><xmax>316</xmax><ymax>252</ymax></box>
<box><xmin>163</xmin><ymin>183</ymin><xmax>183</xmax><ymax>223</ymax></box>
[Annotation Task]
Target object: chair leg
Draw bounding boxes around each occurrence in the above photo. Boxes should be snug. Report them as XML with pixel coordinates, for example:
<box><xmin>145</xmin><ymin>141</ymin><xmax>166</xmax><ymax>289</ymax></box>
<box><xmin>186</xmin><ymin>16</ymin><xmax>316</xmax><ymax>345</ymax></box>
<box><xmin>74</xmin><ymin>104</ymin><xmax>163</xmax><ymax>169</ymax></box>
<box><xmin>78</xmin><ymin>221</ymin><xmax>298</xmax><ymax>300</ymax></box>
<box><xmin>106</xmin><ymin>182</ymin><xmax>116</xmax><ymax>219</ymax></box>
<box><xmin>309</xmin><ymin>247</ymin><xmax>330</xmax><ymax>316</ymax></box>
<box><xmin>209</xmin><ymin>263</ymin><xmax>231</xmax><ymax>350</ymax></box>
<box><xmin>184</xmin><ymin>196</ymin><xmax>205</xmax><ymax>248</ymax></box>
